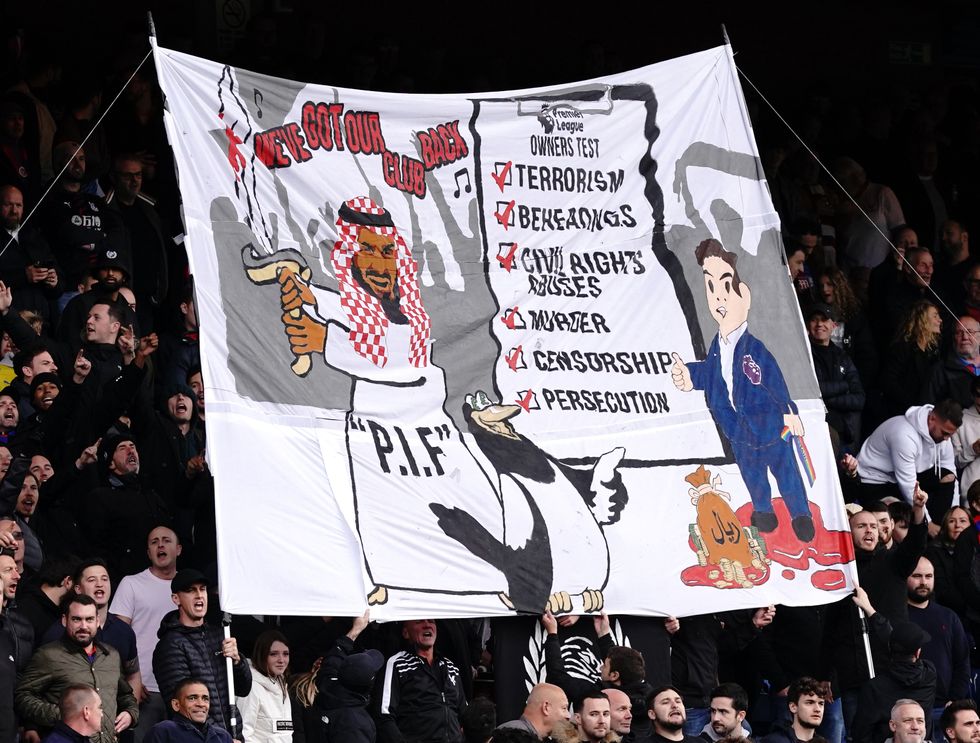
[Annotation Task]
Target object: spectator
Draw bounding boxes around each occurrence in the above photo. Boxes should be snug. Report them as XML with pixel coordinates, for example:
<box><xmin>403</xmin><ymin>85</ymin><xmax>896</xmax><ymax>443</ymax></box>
<box><xmin>924</xmin><ymin>506</ymin><xmax>971</xmax><ymax>614</ymax></box>
<box><xmin>879</xmin><ymin>300</ymin><xmax>942</xmax><ymax>418</ymax></box>
<box><xmin>961</xmin><ymin>264</ymin><xmax>980</xmax><ymax>324</ymax></box>
<box><xmin>0</xmin><ymin>545</ymin><xmax>31</xmax><ymax>674</ymax></box>
<box><xmin>832</xmin><ymin>156</ymin><xmax>905</xmax><ymax>275</ymax></box>
<box><xmin>0</xmin><ymin>99</ymin><xmax>40</xmax><ymax>204</ymax></box>
<box><xmin>865</xmin><ymin>501</ymin><xmax>896</xmax><ymax>551</ymax></box>
<box><xmin>602</xmin><ymin>689</ymin><xmax>632</xmax><ymax>742</ymax></box>
<box><xmin>941</xmin><ymin>700</ymin><xmax>980</xmax><ymax>743</ymax></box>
<box><xmin>923</xmin><ymin>315</ymin><xmax>980</xmax><ymax>409</ymax></box>
<box><xmin>15</xmin><ymin>593</ymin><xmax>138</xmax><ymax>741</ymax></box>
<box><xmin>759</xmin><ymin>677</ymin><xmax>826</xmax><ymax>743</ymax></box>
<box><xmin>874</xmin><ymin>248</ymin><xmax>936</xmax><ymax>356</ymax></box>
<box><xmin>806</xmin><ymin>302</ymin><xmax>864</xmax><ymax>446</ymax></box>
<box><xmin>152</xmin><ymin>569</ymin><xmax>251</xmax><ymax>733</ymax></box>
<box><xmin>39</xmin><ymin>559</ymin><xmax>140</xmax><ymax>694</ymax></box>
<box><xmin>157</xmin><ymin>285</ymin><xmax>199</xmax><ymax>396</ymax></box>
<box><xmin>906</xmin><ymin>556</ymin><xmax>970</xmax><ymax>712</ymax></box>
<box><xmin>884</xmin><ymin>700</ymin><xmax>929</xmax><ymax>743</ymax></box>
<box><xmin>815</xmin><ymin>267</ymin><xmax>878</xmax><ymax>388</ymax></box>
<box><xmin>852</xmin><ymin>622</ymin><xmax>936</xmax><ymax>743</ymax></box>
<box><xmin>37</xmin><ymin>142</ymin><xmax>122</xmax><ymax>295</ymax></box>
<box><xmin>700</xmin><ymin>683</ymin><xmax>749</xmax><ymax>741</ymax></box>
<box><xmin>935</xmin><ymin>219</ymin><xmax>974</xmax><ymax>308</ymax></box>
<box><xmin>375</xmin><ymin>619</ymin><xmax>465</xmax><ymax>743</ymax></box>
<box><xmin>0</xmin><ymin>185</ymin><xmax>61</xmax><ymax>330</ymax></box>
<box><xmin>2</xmin><ymin>462</ymin><xmax>43</xmax><ymax>572</ymax></box>
<box><xmin>495</xmin><ymin>683</ymin><xmax>569</xmax><ymax>741</ymax></box>
<box><xmin>87</xmin><ymin>433</ymin><xmax>172</xmax><ymax>581</ymax></box>
<box><xmin>110</xmin><ymin>525</ymin><xmax>182</xmax><ymax>743</ymax></box>
<box><xmin>857</xmin><ymin>400</ymin><xmax>959</xmax><ymax>525</ymax></box>
<box><xmin>461</xmin><ymin>698</ymin><xmax>495</xmax><ymax>743</ymax></box>
<box><xmin>643</xmin><ymin>685</ymin><xmax>701</xmax><ymax>743</ymax></box>
<box><xmin>104</xmin><ymin>153</ymin><xmax>169</xmax><ymax>331</ymax></box>
<box><xmin>314</xmin><ymin>610</ymin><xmax>382</xmax><ymax>743</ymax></box>
<box><xmin>952</xmin><ymin>376</ymin><xmax>980</xmax><ymax>492</ymax></box>
<box><xmin>571</xmin><ymin>692</ymin><xmax>611</xmax><ymax>743</ymax></box>
<box><xmin>14</xmin><ymin>555</ymin><xmax>74</xmax><ymax>643</ymax></box>
<box><xmin>144</xmin><ymin>678</ymin><xmax>233</xmax><ymax>743</ymax></box>
<box><xmin>238</xmin><ymin>629</ymin><xmax>294</xmax><ymax>743</ymax></box>
<box><xmin>43</xmin><ymin>685</ymin><xmax>105</xmax><ymax>743</ymax></box>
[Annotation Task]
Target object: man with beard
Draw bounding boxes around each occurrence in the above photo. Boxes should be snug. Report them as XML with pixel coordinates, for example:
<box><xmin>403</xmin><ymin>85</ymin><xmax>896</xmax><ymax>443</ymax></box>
<box><xmin>645</xmin><ymin>686</ymin><xmax>700</xmax><ymax>743</ymax></box>
<box><xmin>376</xmin><ymin>619</ymin><xmax>466</xmax><ymax>743</ymax></box>
<box><xmin>700</xmin><ymin>684</ymin><xmax>749</xmax><ymax>741</ymax></box>
<box><xmin>112</xmin><ymin>526</ymin><xmax>182</xmax><ymax>743</ymax></box>
<box><xmin>906</xmin><ymin>555</ymin><xmax>970</xmax><ymax>711</ymax></box>
<box><xmin>942</xmin><ymin>700</ymin><xmax>980</xmax><ymax>743</ymax></box>
<box><xmin>39</xmin><ymin>560</ymin><xmax>141</xmax><ymax>696</ymax></box>
<box><xmin>759</xmin><ymin>677</ymin><xmax>826</xmax><ymax>743</ymax></box>
<box><xmin>602</xmin><ymin>689</ymin><xmax>633</xmax><ymax>742</ymax></box>
<box><xmin>15</xmin><ymin>594</ymin><xmax>138</xmax><ymax>741</ymax></box>
<box><xmin>86</xmin><ymin>434</ymin><xmax>172</xmax><ymax>582</ymax></box>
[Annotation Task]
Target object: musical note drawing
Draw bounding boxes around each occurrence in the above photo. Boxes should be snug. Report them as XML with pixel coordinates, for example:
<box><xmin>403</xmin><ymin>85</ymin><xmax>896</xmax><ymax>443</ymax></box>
<box><xmin>453</xmin><ymin>168</ymin><xmax>472</xmax><ymax>198</ymax></box>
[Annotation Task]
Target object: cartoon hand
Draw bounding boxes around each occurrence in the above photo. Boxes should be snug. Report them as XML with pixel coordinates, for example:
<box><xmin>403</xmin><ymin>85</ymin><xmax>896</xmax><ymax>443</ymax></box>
<box><xmin>283</xmin><ymin>311</ymin><xmax>326</xmax><ymax>360</ymax></box>
<box><xmin>783</xmin><ymin>414</ymin><xmax>805</xmax><ymax>437</ymax></box>
<box><xmin>671</xmin><ymin>352</ymin><xmax>693</xmax><ymax>392</ymax></box>
<box><xmin>278</xmin><ymin>267</ymin><xmax>316</xmax><ymax>312</ymax></box>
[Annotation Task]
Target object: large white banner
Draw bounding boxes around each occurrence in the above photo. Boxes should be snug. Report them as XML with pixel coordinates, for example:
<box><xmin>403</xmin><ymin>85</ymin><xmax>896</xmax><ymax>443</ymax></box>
<box><xmin>153</xmin><ymin>41</ymin><xmax>858</xmax><ymax>618</ymax></box>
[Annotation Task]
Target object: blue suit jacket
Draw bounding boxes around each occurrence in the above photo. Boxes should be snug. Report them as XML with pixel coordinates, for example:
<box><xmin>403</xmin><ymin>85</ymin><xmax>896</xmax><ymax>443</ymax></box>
<box><xmin>688</xmin><ymin>329</ymin><xmax>798</xmax><ymax>450</ymax></box>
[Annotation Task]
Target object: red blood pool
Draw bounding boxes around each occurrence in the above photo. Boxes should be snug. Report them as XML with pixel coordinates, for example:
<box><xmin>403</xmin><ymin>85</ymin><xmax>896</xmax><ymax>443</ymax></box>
<box><xmin>781</xmin><ymin>569</ymin><xmax>795</xmax><ymax>580</ymax></box>
<box><xmin>812</xmin><ymin>569</ymin><xmax>847</xmax><ymax>591</ymax></box>
<box><xmin>680</xmin><ymin>562</ymin><xmax>770</xmax><ymax>589</ymax></box>
<box><xmin>734</xmin><ymin>499</ymin><xmax>855</xmax><ymax>571</ymax></box>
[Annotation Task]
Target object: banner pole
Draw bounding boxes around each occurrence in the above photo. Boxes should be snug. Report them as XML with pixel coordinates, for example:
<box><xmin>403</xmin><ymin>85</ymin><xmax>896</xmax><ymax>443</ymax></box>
<box><xmin>146</xmin><ymin>11</ymin><xmax>157</xmax><ymax>39</ymax></box>
<box><xmin>222</xmin><ymin>612</ymin><xmax>242</xmax><ymax>738</ymax></box>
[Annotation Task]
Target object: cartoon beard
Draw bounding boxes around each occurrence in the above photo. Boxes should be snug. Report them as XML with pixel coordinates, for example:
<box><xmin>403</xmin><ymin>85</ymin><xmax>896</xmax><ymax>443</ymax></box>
<box><xmin>352</xmin><ymin>265</ymin><xmax>408</xmax><ymax>325</ymax></box>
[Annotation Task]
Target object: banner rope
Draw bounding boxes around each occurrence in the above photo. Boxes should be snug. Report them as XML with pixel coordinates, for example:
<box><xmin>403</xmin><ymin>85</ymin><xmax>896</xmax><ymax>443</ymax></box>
<box><xmin>0</xmin><ymin>48</ymin><xmax>154</xmax><ymax>262</ymax></box>
<box><xmin>735</xmin><ymin>64</ymin><xmax>966</xmax><ymax>333</ymax></box>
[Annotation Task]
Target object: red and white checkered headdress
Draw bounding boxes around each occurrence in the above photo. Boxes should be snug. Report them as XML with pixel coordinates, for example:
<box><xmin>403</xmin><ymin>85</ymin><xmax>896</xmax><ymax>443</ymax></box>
<box><xmin>331</xmin><ymin>197</ymin><xmax>430</xmax><ymax>368</ymax></box>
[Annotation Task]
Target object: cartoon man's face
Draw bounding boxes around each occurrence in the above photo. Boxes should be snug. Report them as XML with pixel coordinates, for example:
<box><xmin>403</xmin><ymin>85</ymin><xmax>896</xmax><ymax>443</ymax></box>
<box><xmin>702</xmin><ymin>255</ymin><xmax>751</xmax><ymax>338</ymax></box>
<box><xmin>353</xmin><ymin>227</ymin><xmax>397</xmax><ymax>300</ymax></box>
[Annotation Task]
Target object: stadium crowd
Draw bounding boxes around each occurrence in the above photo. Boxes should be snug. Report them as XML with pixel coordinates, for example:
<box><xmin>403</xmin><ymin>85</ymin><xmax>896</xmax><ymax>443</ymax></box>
<box><xmin>1</xmin><ymin>15</ymin><xmax>980</xmax><ymax>743</ymax></box>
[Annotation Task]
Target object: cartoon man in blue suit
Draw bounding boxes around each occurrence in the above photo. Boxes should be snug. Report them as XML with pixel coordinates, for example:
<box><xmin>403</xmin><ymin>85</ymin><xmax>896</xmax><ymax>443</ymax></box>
<box><xmin>671</xmin><ymin>238</ymin><xmax>815</xmax><ymax>542</ymax></box>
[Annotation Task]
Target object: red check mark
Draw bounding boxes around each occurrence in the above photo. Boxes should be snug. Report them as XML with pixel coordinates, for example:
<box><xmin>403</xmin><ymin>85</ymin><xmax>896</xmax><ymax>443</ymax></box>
<box><xmin>501</xmin><ymin>307</ymin><xmax>520</xmax><ymax>330</ymax></box>
<box><xmin>506</xmin><ymin>345</ymin><xmax>523</xmax><ymax>371</ymax></box>
<box><xmin>494</xmin><ymin>200</ymin><xmax>516</xmax><ymax>230</ymax></box>
<box><xmin>491</xmin><ymin>161</ymin><xmax>513</xmax><ymax>192</ymax></box>
<box><xmin>497</xmin><ymin>242</ymin><xmax>518</xmax><ymax>272</ymax></box>
<box><xmin>516</xmin><ymin>389</ymin><xmax>534</xmax><ymax>413</ymax></box>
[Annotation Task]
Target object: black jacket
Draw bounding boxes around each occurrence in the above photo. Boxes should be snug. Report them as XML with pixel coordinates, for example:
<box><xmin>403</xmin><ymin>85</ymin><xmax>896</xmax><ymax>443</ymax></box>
<box><xmin>1</xmin><ymin>604</ymin><xmax>34</xmax><ymax>673</ymax></box>
<box><xmin>810</xmin><ymin>340</ymin><xmax>865</xmax><ymax>444</ymax></box>
<box><xmin>152</xmin><ymin>610</ymin><xmax>252</xmax><ymax>733</ymax></box>
<box><xmin>826</xmin><ymin>519</ymin><xmax>927</xmax><ymax>691</ymax></box>
<box><xmin>316</xmin><ymin>636</ymin><xmax>376</xmax><ymax>743</ymax></box>
<box><xmin>374</xmin><ymin>650</ymin><xmax>465</xmax><ymax>743</ymax></box>
<box><xmin>144</xmin><ymin>713</ymin><xmax>235</xmax><ymax>743</ymax></box>
<box><xmin>86</xmin><ymin>474</ymin><xmax>172</xmax><ymax>582</ymax></box>
<box><xmin>851</xmin><ymin>657</ymin><xmax>937</xmax><ymax>743</ymax></box>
